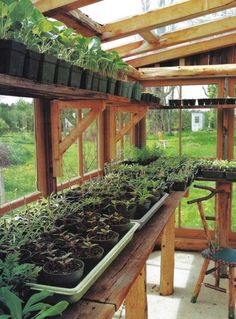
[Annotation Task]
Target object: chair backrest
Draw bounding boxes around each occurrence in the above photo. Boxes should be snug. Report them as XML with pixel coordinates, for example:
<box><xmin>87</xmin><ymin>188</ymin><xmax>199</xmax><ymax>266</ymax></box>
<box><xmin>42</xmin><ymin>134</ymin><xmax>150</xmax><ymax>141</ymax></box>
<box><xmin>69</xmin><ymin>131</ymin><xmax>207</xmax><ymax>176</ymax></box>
<box><xmin>187</xmin><ymin>185</ymin><xmax>225</xmax><ymax>251</ymax></box>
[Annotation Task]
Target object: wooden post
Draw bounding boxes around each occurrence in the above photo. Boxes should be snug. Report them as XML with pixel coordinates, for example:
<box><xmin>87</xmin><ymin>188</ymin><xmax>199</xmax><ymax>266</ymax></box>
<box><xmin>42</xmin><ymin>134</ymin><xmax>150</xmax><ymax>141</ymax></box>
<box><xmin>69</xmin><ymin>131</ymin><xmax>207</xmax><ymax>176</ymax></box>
<box><xmin>126</xmin><ymin>265</ymin><xmax>147</xmax><ymax>319</ymax></box>
<box><xmin>98</xmin><ymin>110</ymin><xmax>105</xmax><ymax>170</ymax></box>
<box><xmin>77</xmin><ymin>109</ymin><xmax>83</xmax><ymax>177</ymax></box>
<box><xmin>135</xmin><ymin>116</ymin><xmax>146</xmax><ymax>148</ymax></box>
<box><xmin>160</xmin><ymin>212</ymin><xmax>175</xmax><ymax>295</ymax></box>
<box><xmin>34</xmin><ymin>99</ymin><xmax>57</xmax><ymax>196</ymax></box>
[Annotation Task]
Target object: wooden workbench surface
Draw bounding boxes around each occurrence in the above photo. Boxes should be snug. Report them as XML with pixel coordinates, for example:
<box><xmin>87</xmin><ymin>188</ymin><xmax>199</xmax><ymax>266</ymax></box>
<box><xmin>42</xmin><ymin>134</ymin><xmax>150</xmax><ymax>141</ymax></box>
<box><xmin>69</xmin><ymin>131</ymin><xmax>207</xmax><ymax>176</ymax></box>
<box><xmin>59</xmin><ymin>191</ymin><xmax>184</xmax><ymax>319</ymax></box>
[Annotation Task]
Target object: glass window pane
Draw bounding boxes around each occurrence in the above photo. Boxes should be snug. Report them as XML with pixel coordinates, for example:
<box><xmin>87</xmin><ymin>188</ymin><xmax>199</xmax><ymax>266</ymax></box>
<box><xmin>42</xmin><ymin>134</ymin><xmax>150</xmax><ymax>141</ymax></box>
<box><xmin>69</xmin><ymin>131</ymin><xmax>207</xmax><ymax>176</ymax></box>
<box><xmin>0</xmin><ymin>96</ymin><xmax>36</xmax><ymax>204</ymax></box>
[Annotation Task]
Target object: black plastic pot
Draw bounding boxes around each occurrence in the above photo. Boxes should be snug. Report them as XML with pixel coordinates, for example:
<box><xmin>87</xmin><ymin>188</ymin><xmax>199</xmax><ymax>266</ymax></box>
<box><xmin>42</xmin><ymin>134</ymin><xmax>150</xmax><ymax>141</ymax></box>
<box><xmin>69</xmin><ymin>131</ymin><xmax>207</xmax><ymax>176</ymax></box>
<box><xmin>98</xmin><ymin>74</ymin><xmax>108</xmax><ymax>93</ymax></box>
<box><xmin>92</xmin><ymin>231</ymin><xmax>119</xmax><ymax>251</ymax></box>
<box><xmin>131</xmin><ymin>82</ymin><xmax>142</xmax><ymax>101</ymax></box>
<box><xmin>91</xmin><ymin>72</ymin><xmax>99</xmax><ymax>91</ymax></box>
<box><xmin>110</xmin><ymin>222</ymin><xmax>132</xmax><ymax>234</ymax></box>
<box><xmin>127</xmin><ymin>81</ymin><xmax>134</xmax><ymax>99</ymax></box>
<box><xmin>117</xmin><ymin>204</ymin><xmax>137</xmax><ymax>219</ymax></box>
<box><xmin>0</xmin><ymin>39</ymin><xmax>26</xmax><ymax>76</ymax></box>
<box><xmin>135</xmin><ymin>200</ymin><xmax>152</xmax><ymax>218</ymax></box>
<box><xmin>54</xmin><ymin>59</ymin><xmax>71</xmax><ymax>86</ymax></box>
<box><xmin>115</xmin><ymin>80</ymin><xmax>123</xmax><ymax>96</ymax></box>
<box><xmin>78</xmin><ymin>246</ymin><xmax>104</xmax><ymax>273</ymax></box>
<box><xmin>42</xmin><ymin>259</ymin><xmax>84</xmax><ymax>288</ymax></box>
<box><xmin>121</xmin><ymin>81</ymin><xmax>129</xmax><ymax>97</ymax></box>
<box><xmin>23</xmin><ymin>50</ymin><xmax>41</xmax><ymax>80</ymax></box>
<box><xmin>38</xmin><ymin>54</ymin><xmax>57</xmax><ymax>84</ymax></box>
<box><xmin>225</xmin><ymin>170</ymin><xmax>236</xmax><ymax>181</ymax></box>
<box><xmin>201</xmin><ymin>169</ymin><xmax>225</xmax><ymax>179</ymax></box>
<box><xmin>171</xmin><ymin>180</ymin><xmax>187</xmax><ymax>191</ymax></box>
<box><xmin>69</xmin><ymin>65</ymin><xmax>83</xmax><ymax>88</ymax></box>
<box><xmin>81</xmin><ymin>69</ymin><xmax>93</xmax><ymax>90</ymax></box>
<box><xmin>107</xmin><ymin>77</ymin><xmax>116</xmax><ymax>94</ymax></box>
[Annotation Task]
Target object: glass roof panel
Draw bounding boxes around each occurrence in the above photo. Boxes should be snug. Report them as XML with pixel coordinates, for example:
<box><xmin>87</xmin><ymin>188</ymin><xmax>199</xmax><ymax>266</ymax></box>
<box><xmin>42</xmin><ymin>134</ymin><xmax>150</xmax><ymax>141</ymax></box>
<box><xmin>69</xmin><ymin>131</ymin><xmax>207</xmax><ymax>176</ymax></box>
<box><xmin>80</xmin><ymin>0</ymin><xmax>182</xmax><ymax>24</ymax></box>
<box><xmin>101</xmin><ymin>35</ymin><xmax>142</xmax><ymax>51</ymax></box>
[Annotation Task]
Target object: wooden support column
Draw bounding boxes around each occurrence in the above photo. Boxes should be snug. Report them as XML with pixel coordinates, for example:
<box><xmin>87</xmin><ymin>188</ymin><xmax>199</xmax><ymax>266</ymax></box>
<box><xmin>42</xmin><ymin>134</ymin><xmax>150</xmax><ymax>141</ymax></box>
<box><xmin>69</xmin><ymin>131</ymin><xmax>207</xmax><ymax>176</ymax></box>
<box><xmin>77</xmin><ymin>110</ymin><xmax>83</xmax><ymax>177</ymax></box>
<box><xmin>135</xmin><ymin>116</ymin><xmax>146</xmax><ymax>148</ymax></box>
<box><xmin>126</xmin><ymin>265</ymin><xmax>147</xmax><ymax>319</ymax></box>
<box><xmin>34</xmin><ymin>99</ymin><xmax>57</xmax><ymax>196</ymax></box>
<box><xmin>160</xmin><ymin>212</ymin><xmax>175</xmax><ymax>295</ymax></box>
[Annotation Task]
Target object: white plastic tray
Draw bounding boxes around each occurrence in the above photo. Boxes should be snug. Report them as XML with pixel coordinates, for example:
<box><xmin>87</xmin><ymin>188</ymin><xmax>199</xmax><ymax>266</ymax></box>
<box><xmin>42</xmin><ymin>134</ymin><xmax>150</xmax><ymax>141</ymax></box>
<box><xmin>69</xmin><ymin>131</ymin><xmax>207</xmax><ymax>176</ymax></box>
<box><xmin>28</xmin><ymin>222</ymin><xmax>139</xmax><ymax>303</ymax></box>
<box><xmin>131</xmin><ymin>193</ymin><xmax>169</xmax><ymax>229</ymax></box>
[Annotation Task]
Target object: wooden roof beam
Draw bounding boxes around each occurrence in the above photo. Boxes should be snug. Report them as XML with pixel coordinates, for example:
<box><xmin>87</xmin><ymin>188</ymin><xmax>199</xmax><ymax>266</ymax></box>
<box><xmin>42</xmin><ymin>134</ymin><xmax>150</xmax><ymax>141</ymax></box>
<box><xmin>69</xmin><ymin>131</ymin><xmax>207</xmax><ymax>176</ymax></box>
<box><xmin>102</xmin><ymin>0</ymin><xmax>236</xmax><ymax>42</ymax></box>
<box><xmin>33</xmin><ymin>0</ymin><xmax>101</xmax><ymax>13</ymax></box>
<box><xmin>46</xmin><ymin>9</ymin><xmax>102</xmax><ymax>36</ymax></box>
<box><xmin>126</xmin><ymin>31</ymin><xmax>236</xmax><ymax>67</ymax></box>
<box><xmin>139</xmin><ymin>31</ymin><xmax>159</xmax><ymax>44</ymax></box>
<box><xmin>110</xmin><ymin>16</ymin><xmax>236</xmax><ymax>58</ymax></box>
<box><xmin>139</xmin><ymin>65</ymin><xmax>236</xmax><ymax>80</ymax></box>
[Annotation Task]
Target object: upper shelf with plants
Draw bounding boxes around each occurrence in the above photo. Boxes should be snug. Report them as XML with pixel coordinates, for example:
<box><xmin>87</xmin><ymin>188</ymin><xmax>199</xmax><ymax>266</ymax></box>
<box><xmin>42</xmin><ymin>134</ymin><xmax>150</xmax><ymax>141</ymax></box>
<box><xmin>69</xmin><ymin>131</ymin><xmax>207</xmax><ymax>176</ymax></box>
<box><xmin>0</xmin><ymin>0</ymin><xmax>144</xmax><ymax>101</ymax></box>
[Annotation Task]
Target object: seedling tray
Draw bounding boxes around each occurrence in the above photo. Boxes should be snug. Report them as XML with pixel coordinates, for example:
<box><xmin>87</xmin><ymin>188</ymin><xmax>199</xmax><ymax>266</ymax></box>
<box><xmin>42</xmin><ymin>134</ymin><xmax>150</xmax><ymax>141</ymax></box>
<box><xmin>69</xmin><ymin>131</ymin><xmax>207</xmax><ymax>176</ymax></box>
<box><xmin>131</xmin><ymin>193</ymin><xmax>169</xmax><ymax>229</ymax></box>
<box><xmin>28</xmin><ymin>222</ymin><xmax>139</xmax><ymax>303</ymax></box>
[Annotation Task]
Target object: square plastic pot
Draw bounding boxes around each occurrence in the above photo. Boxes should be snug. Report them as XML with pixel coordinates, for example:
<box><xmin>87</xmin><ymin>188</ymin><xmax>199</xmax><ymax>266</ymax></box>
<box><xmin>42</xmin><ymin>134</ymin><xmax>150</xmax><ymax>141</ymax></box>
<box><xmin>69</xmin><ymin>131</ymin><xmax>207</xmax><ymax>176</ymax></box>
<box><xmin>69</xmin><ymin>65</ymin><xmax>83</xmax><ymax>88</ymax></box>
<box><xmin>38</xmin><ymin>54</ymin><xmax>57</xmax><ymax>84</ymax></box>
<box><xmin>54</xmin><ymin>59</ymin><xmax>71</xmax><ymax>86</ymax></box>
<box><xmin>23</xmin><ymin>50</ymin><xmax>41</xmax><ymax>80</ymax></box>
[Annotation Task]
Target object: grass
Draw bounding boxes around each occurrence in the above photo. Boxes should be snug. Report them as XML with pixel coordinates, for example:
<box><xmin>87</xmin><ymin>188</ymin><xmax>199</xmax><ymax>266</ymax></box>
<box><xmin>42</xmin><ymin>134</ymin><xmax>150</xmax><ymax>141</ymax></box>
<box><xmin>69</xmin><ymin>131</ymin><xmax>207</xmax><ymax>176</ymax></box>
<box><xmin>1</xmin><ymin>129</ymin><xmax>236</xmax><ymax>231</ymax></box>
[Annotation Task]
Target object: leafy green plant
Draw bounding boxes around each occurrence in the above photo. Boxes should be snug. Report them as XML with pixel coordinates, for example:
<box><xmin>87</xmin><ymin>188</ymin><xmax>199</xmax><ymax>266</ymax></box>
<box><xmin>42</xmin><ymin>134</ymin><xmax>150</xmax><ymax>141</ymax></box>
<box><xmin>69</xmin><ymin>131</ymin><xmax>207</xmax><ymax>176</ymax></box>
<box><xmin>0</xmin><ymin>287</ymin><xmax>69</xmax><ymax>319</ymax></box>
<box><xmin>0</xmin><ymin>253</ymin><xmax>41</xmax><ymax>294</ymax></box>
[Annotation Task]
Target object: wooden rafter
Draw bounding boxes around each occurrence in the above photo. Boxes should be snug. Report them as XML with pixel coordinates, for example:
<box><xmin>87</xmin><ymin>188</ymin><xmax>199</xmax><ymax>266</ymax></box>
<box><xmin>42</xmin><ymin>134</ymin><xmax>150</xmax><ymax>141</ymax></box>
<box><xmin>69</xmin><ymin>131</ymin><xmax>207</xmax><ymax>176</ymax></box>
<box><xmin>46</xmin><ymin>8</ymin><xmax>102</xmax><ymax>37</ymax></box>
<box><xmin>33</xmin><ymin>0</ymin><xmax>101</xmax><ymax>13</ymax></box>
<box><xmin>51</xmin><ymin>100</ymin><xmax>105</xmax><ymax>176</ymax></box>
<box><xmin>116</xmin><ymin>112</ymin><xmax>147</xmax><ymax>142</ymax></box>
<box><xmin>110</xmin><ymin>16</ymin><xmax>236</xmax><ymax>58</ymax></box>
<box><xmin>127</xmin><ymin>31</ymin><xmax>236</xmax><ymax>67</ymax></box>
<box><xmin>139</xmin><ymin>31</ymin><xmax>159</xmax><ymax>44</ymax></box>
<box><xmin>139</xmin><ymin>65</ymin><xmax>236</xmax><ymax>80</ymax></box>
<box><xmin>101</xmin><ymin>0</ymin><xmax>236</xmax><ymax>42</ymax></box>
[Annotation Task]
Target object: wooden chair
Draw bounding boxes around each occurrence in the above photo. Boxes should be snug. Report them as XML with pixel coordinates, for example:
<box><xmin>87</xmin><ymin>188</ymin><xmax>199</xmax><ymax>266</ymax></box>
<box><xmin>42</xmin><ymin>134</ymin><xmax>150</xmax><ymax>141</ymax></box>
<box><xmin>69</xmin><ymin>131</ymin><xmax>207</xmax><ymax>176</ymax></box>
<box><xmin>157</xmin><ymin>131</ymin><xmax>167</xmax><ymax>149</ymax></box>
<box><xmin>188</xmin><ymin>185</ymin><xmax>236</xmax><ymax>319</ymax></box>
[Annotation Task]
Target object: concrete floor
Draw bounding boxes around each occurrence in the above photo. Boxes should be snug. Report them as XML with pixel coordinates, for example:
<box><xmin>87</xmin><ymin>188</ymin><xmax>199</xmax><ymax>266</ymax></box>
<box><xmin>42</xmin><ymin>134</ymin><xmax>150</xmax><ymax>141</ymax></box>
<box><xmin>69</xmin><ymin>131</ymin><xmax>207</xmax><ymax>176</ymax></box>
<box><xmin>114</xmin><ymin>251</ymin><xmax>230</xmax><ymax>319</ymax></box>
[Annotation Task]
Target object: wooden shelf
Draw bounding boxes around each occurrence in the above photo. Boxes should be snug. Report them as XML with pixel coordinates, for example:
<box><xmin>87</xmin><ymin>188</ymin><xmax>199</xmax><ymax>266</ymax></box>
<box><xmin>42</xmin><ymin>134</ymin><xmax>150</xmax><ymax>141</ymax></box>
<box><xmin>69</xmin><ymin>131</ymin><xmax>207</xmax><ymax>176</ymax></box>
<box><xmin>0</xmin><ymin>74</ymin><xmax>129</xmax><ymax>102</ymax></box>
<box><xmin>151</xmin><ymin>104</ymin><xmax>236</xmax><ymax>110</ymax></box>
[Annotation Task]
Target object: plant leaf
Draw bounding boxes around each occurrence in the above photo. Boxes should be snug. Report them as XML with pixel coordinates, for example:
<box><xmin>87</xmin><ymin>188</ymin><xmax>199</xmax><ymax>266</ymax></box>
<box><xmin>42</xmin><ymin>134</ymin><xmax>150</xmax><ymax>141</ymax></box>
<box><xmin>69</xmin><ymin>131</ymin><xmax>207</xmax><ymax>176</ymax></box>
<box><xmin>0</xmin><ymin>287</ymin><xmax>22</xmax><ymax>319</ymax></box>
<box><xmin>34</xmin><ymin>301</ymin><xmax>69</xmax><ymax>319</ymax></box>
<box><xmin>23</xmin><ymin>290</ymin><xmax>52</xmax><ymax>315</ymax></box>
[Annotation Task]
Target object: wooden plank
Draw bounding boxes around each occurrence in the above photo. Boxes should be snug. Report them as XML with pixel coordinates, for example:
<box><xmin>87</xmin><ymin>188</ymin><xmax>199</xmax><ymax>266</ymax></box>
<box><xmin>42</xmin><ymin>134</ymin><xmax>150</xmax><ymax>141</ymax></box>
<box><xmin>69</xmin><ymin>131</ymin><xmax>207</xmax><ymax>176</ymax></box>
<box><xmin>56</xmin><ymin>169</ymin><xmax>103</xmax><ymax>192</ymax></box>
<box><xmin>127</xmin><ymin>31</ymin><xmax>236</xmax><ymax>67</ymax></box>
<box><xmin>102</xmin><ymin>0</ymin><xmax>236</xmax><ymax>42</ymax></box>
<box><xmin>216</xmin><ymin>182</ymin><xmax>231</xmax><ymax>246</ymax></box>
<box><xmin>33</xmin><ymin>0</ymin><xmax>101</xmax><ymax>12</ymax></box>
<box><xmin>58</xmin><ymin>300</ymin><xmax>115</xmax><ymax>319</ymax></box>
<box><xmin>130</xmin><ymin>114</ymin><xmax>136</xmax><ymax>145</ymax></box>
<box><xmin>116</xmin><ymin>112</ymin><xmax>146</xmax><ymax>142</ymax></box>
<box><xmin>57</xmin><ymin>99</ymin><xmax>105</xmax><ymax>110</ymax></box>
<box><xmin>160</xmin><ymin>212</ymin><xmax>175</xmax><ymax>295</ymax></box>
<box><xmin>126</xmin><ymin>265</ymin><xmax>147</xmax><ymax>319</ymax></box>
<box><xmin>139</xmin><ymin>31</ymin><xmax>159</xmax><ymax>44</ymax></box>
<box><xmin>142</xmin><ymin>78</ymin><xmax>223</xmax><ymax>87</ymax></box>
<box><xmin>84</xmin><ymin>191</ymin><xmax>184</xmax><ymax>309</ymax></box>
<box><xmin>139</xmin><ymin>64</ymin><xmax>236</xmax><ymax>81</ymax></box>
<box><xmin>59</xmin><ymin>108</ymin><xmax>101</xmax><ymax>155</ymax></box>
<box><xmin>77</xmin><ymin>110</ymin><xmax>83</xmax><ymax>177</ymax></box>
<box><xmin>115</xmin><ymin>105</ymin><xmax>149</xmax><ymax>113</ymax></box>
<box><xmin>114</xmin><ymin>16</ymin><xmax>236</xmax><ymax>59</ymax></box>
<box><xmin>120</xmin><ymin>113</ymin><xmax>124</xmax><ymax>160</ymax></box>
<box><xmin>98</xmin><ymin>110</ymin><xmax>105</xmax><ymax>170</ymax></box>
<box><xmin>0</xmin><ymin>192</ymin><xmax>42</xmax><ymax>216</ymax></box>
<box><xmin>51</xmin><ymin>101</ymin><xmax>63</xmax><ymax>176</ymax></box>
<box><xmin>109</xmin><ymin>107</ymin><xmax>117</xmax><ymax>161</ymax></box>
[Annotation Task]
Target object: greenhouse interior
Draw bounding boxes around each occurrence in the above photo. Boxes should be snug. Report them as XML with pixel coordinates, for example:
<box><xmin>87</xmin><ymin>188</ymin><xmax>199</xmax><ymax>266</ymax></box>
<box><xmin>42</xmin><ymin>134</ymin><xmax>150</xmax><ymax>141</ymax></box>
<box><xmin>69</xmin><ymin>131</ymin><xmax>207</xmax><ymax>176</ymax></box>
<box><xmin>2</xmin><ymin>0</ymin><xmax>236</xmax><ymax>318</ymax></box>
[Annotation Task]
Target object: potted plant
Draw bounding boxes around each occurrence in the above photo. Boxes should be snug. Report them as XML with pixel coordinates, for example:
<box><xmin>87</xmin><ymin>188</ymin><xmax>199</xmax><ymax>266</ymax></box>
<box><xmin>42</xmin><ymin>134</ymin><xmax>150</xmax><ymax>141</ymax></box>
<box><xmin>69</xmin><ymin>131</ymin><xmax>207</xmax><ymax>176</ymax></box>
<box><xmin>0</xmin><ymin>0</ymin><xmax>28</xmax><ymax>77</ymax></box>
<box><xmin>42</xmin><ymin>253</ymin><xmax>84</xmax><ymax>288</ymax></box>
<box><xmin>88</xmin><ymin>225</ymin><xmax>119</xmax><ymax>251</ymax></box>
<box><xmin>103</xmin><ymin>212</ymin><xmax>131</xmax><ymax>233</ymax></box>
<box><xmin>166</xmin><ymin>172</ymin><xmax>188</xmax><ymax>191</ymax></box>
<box><xmin>111</xmin><ymin>198</ymin><xmax>137</xmax><ymax>219</ymax></box>
<box><xmin>77</xmin><ymin>238</ymin><xmax>104</xmax><ymax>272</ymax></box>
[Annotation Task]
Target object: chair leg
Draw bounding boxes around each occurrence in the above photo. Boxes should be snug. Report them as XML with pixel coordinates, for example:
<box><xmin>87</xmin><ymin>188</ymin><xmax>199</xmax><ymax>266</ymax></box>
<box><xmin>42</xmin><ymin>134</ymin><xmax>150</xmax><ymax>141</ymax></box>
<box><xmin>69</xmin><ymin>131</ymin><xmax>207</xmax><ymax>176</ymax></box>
<box><xmin>191</xmin><ymin>258</ymin><xmax>210</xmax><ymax>303</ymax></box>
<box><xmin>228</xmin><ymin>266</ymin><xmax>235</xmax><ymax>319</ymax></box>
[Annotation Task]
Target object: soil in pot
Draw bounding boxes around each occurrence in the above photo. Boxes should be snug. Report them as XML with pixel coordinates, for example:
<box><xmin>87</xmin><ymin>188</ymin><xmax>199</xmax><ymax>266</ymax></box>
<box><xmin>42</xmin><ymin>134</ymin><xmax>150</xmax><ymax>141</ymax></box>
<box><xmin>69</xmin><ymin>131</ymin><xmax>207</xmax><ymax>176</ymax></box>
<box><xmin>38</xmin><ymin>54</ymin><xmax>57</xmax><ymax>84</ymax></box>
<box><xmin>81</xmin><ymin>69</ymin><xmax>93</xmax><ymax>90</ymax></box>
<box><xmin>23</xmin><ymin>50</ymin><xmax>41</xmax><ymax>80</ymax></box>
<box><xmin>69</xmin><ymin>65</ymin><xmax>83</xmax><ymax>88</ymax></box>
<box><xmin>116</xmin><ymin>204</ymin><xmax>137</xmax><ymax>219</ymax></box>
<box><xmin>107</xmin><ymin>77</ymin><xmax>116</xmax><ymax>94</ymax></box>
<box><xmin>42</xmin><ymin>258</ymin><xmax>84</xmax><ymax>288</ymax></box>
<box><xmin>54</xmin><ymin>59</ymin><xmax>71</xmax><ymax>86</ymax></box>
<box><xmin>0</xmin><ymin>39</ymin><xmax>26</xmax><ymax>76</ymax></box>
<box><xmin>76</xmin><ymin>245</ymin><xmax>104</xmax><ymax>273</ymax></box>
<box><xmin>91</xmin><ymin>230</ymin><xmax>119</xmax><ymax>252</ymax></box>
